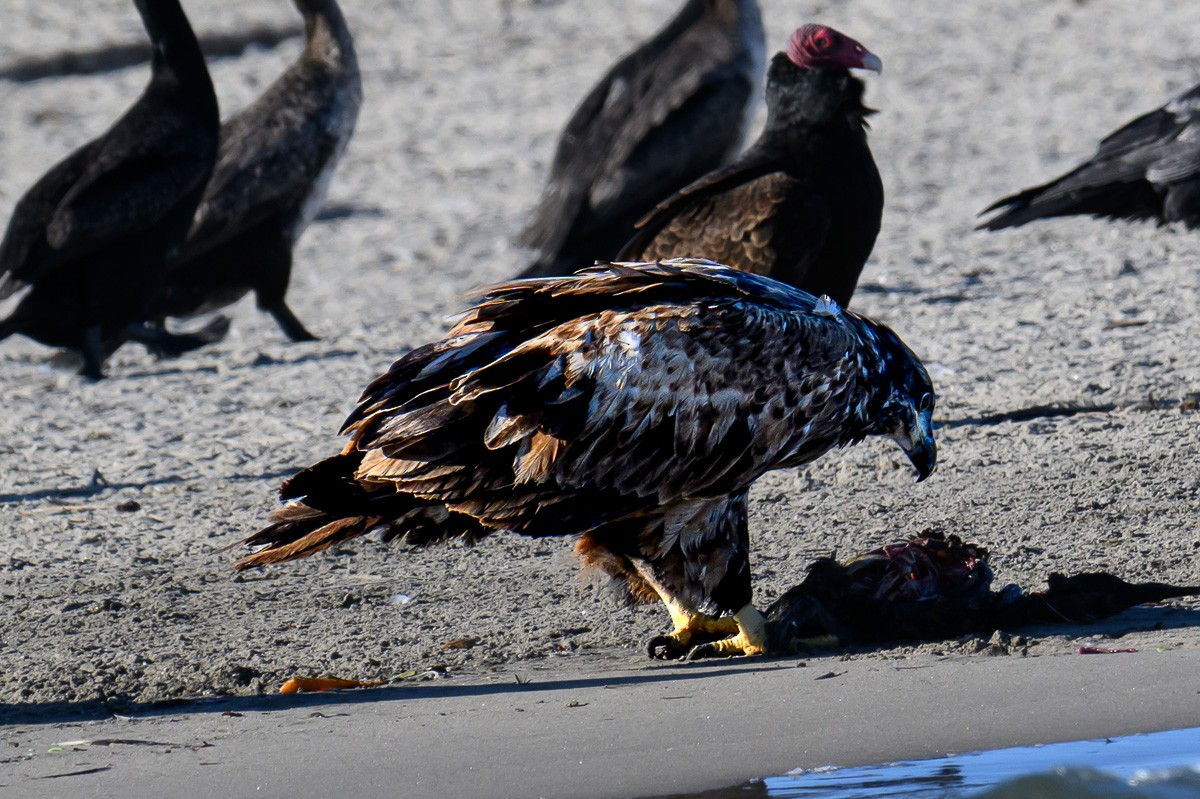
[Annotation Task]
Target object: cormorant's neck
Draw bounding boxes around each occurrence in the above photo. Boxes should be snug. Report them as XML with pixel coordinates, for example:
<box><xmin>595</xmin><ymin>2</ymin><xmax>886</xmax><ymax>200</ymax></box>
<box><xmin>296</xmin><ymin>0</ymin><xmax>357</xmax><ymax>69</ymax></box>
<box><xmin>136</xmin><ymin>0</ymin><xmax>211</xmax><ymax>90</ymax></box>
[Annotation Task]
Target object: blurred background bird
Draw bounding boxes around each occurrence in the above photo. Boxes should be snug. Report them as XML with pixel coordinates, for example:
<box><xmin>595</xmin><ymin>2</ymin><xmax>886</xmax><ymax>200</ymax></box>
<box><xmin>517</xmin><ymin>0</ymin><xmax>764</xmax><ymax>279</ymax></box>
<box><xmin>618</xmin><ymin>23</ymin><xmax>883</xmax><ymax>308</ymax></box>
<box><xmin>0</xmin><ymin>0</ymin><xmax>219</xmax><ymax>379</ymax></box>
<box><xmin>979</xmin><ymin>84</ymin><xmax>1200</xmax><ymax>231</ymax></box>
<box><xmin>147</xmin><ymin>0</ymin><xmax>362</xmax><ymax>346</ymax></box>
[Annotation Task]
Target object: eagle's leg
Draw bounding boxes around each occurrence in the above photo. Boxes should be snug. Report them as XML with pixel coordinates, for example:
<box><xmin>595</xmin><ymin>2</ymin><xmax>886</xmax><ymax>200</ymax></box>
<box><xmin>685</xmin><ymin>604</ymin><xmax>768</xmax><ymax>660</ymax></box>
<box><xmin>645</xmin><ymin>587</ymin><xmax>740</xmax><ymax>660</ymax></box>
<box><xmin>640</xmin><ymin>491</ymin><xmax>767</xmax><ymax>659</ymax></box>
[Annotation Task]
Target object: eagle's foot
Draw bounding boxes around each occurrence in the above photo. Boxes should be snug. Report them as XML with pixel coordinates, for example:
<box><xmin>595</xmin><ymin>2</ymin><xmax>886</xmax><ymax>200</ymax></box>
<box><xmin>686</xmin><ymin>605</ymin><xmax>769</xmax><ymax>660</ymax></box>
<box><xmin>646</xmin><ymin>607</ymin><xmax>738</xmax><ymax>660</ymax></box>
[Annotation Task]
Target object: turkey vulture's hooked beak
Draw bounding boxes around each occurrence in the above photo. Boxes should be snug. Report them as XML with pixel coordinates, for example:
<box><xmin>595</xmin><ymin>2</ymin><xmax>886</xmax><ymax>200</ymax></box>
<box><xmin>896</xmin><ymin>409</ymin><xmax>937</xmax><ymax>482</ymax></box>
<box><xmin>858</xmin><ymin>52</ymin><xmax>883</xmax><ymax>74</ymax></box>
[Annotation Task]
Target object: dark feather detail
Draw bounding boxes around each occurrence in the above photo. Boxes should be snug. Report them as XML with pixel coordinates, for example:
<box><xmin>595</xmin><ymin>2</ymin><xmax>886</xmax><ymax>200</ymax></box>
<box><xmin>979</xmin><ymin>83</ymin><xmax>1200</xmax><ymax>230</ymax></box>
<box><xmin>518</xmin><ymin>0</ymin><xmax>765</xmax><ymax>278</ymax></box>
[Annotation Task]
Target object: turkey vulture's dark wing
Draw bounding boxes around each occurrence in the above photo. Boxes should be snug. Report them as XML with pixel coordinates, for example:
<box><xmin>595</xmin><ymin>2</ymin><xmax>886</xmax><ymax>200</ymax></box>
<box><xmin>617</xmin><ymin>159</ymin><xmax>832</xmax><ymax>281</ymax></box>
<box><xmin>978</xmin><ymin>83</ymin><xmax>1200</xmax><ymax>230</ymax></box>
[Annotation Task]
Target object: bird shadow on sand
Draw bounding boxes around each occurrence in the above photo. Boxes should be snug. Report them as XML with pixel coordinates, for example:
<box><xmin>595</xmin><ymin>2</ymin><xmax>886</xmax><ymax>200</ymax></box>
<box><xmin>7</xmin><ymin>605</ymin><xmax>1200</xmax><ymax>728</ymax></box>
<box><xmin>0</xmin><ymin>660</ymin><xmax>781</xmax><ymax>727</ymax></box>
<box><xmin>314</xmin><ymin>202</ymin><xmax>388</xmax><ymax>223</ymax></box>
<box><xmin>0</xmin><ymin>24</ymin><xmax>302</xmax><ymax>83</ymax></box>
<box><xmin>940</xmin><ymin>401</ymin><xmax>1120</xmax><ymax>429</ymax></box>
<box><xmin>0</xmin><ymin>467</ymin><xmax>294</xmax><ymax>505</ymax></box>
<box><xmin>111</xmin><ymin>347</ymin><xmax>361</xmax><ymax>380</ymax></box>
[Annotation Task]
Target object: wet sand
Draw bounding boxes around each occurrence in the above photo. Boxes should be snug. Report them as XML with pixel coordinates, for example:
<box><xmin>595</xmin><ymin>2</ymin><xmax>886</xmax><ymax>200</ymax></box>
<box><xmin>2</xmin><ymin>0</ymin><xmax>1200</xmax><ymax>793</ymax></box>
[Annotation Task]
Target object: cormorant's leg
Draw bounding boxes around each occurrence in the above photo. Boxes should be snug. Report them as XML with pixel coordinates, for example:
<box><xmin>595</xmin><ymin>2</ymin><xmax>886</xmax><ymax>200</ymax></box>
<box><xmin>254</xmin><ymin>246</ymin><xmax>318</xmax><ymax>342</ymax></box>
<box><xmin>264</xmin><ymin>301</ymin><xmax>318</xmax><ymax>343</ymax></box>
<box><xmin>126</xmin><ymin>317</ymin><xmax>230</xmax><ymax>358</ymax></box>
<box><xmin>79</xmin><ymin>325</ymin><xmax>107</xmax><ymax>380</ymax></box>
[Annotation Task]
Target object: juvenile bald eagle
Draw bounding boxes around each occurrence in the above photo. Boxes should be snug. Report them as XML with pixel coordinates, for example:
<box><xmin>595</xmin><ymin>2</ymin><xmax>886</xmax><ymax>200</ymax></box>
<box><xmin>235</xmin><ymin>260</ymin><xmax>936</xmax><ymax>659</ymax></box>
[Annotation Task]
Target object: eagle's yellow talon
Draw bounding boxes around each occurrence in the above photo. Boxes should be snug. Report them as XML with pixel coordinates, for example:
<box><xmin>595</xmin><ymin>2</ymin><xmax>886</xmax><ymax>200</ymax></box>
<box><xmin>647</xmin><ymin>597</ymin><xmax>741</xmax><ymax>659</ymax></box>
<box><xmin>685</xmin><ymin>605</ymin><xmax>769</xmax><ymax>659</ymax></box>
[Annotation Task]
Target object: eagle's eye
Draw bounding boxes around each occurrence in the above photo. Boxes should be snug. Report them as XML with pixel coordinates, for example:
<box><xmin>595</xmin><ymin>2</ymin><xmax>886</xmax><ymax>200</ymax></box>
<box><xmin>812</xmin><ymin>30</ymin><xmax>833</xmax><ymax>51</ymax></box>
<box><xmin>918</xmin><ymin>392</ymin><xmax>935</xmax><ymax>413</ymax></box>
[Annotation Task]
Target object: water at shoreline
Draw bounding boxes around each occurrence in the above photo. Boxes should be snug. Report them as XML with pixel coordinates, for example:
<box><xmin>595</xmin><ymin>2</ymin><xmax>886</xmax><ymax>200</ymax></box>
<box><xmin>659</xmin><ymin>726</ymin><xmax>1200</xmax><ymax>799</ymax></box>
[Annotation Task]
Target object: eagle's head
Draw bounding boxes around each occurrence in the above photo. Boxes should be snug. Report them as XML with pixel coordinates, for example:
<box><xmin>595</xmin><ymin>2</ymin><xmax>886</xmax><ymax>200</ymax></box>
<box><xmin>864</xmin><ymin>325</ymin><xmax>938</xmax><ymax>482</ymax></box>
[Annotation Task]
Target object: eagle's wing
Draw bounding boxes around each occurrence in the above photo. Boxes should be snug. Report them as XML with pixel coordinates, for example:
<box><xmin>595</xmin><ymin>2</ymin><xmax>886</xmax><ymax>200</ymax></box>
<box><xmin>344</xmin><ymin>263</ymin><xmax>864</xmax><ymax>536</ymax></box>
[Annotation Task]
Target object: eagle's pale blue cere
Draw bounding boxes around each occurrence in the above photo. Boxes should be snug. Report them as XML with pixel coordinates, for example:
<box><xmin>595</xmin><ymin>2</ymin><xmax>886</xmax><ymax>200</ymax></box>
<box><xmin>233</xmin><ymin>259</ymin><xmax>937</xmax><ymax>660</ymax></box>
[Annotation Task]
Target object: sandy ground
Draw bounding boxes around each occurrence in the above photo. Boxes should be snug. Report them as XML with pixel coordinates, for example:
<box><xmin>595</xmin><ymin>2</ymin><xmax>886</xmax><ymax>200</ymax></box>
<box><xmin>2</xmin><ymin>0</ymin><xmax>1200</xmax><ymax>745</ymax></box>
<box><xmin>4</xmin><ymin>649</ymin><xmax>1200</xmax><ymax>798</ymax></box>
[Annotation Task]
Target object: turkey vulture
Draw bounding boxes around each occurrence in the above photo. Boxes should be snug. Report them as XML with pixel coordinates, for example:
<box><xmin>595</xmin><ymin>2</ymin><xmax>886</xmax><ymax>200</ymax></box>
<box><xmin>0</xmin><ymin>0</ymin><xmax>219</xmax><ymax>379</ymax></box>
<box><xmin>979</xmin><ymin>84</ymin><xmax>1200</xmax><ymax>230</ymax></box>
<box><xmin>617</xmin><ymin>23</ymin><xmax>883</xmax><ymax>308</ymax></box>
<box><xmin>233</xmin><ymin>260</ymin><xmax>937</xmax><ymax>660</ymax></box>
<box><xmin>517</xmin><ymin>0</ymin><xmax>765</xmax><ymax>279</ymax></box>
<box><xmin>149</xmin><ymin>0</ymin><xmax>362</xmax><ymax>343</ymax></box>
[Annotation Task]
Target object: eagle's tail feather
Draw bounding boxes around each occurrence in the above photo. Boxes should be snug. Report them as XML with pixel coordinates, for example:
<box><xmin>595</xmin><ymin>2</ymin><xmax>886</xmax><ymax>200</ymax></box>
<box><xmin>233</xmin><ymin>504</ymin><xmax>382</xmax><ymax>570</ymax></box>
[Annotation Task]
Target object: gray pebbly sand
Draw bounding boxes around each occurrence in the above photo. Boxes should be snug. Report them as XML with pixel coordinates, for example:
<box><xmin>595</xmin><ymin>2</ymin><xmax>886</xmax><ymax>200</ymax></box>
<box><xmin>1</xmin><ymin>0</ymin><xmax>1199</xmax><ymax>712</ymax></box>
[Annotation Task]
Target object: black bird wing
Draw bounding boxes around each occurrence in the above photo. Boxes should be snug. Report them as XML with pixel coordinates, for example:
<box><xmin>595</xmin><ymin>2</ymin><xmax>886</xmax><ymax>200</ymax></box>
<box><xmin>519</xmin><ymin>21</ymin><xmax>756</xmax><ymax>259</ymax></box>
<box><xmin>0</xmin><ymin>142</ymin><xmax>97</xmax><ymax>298</ymax></box>
<box><xmin>181</xmin><ymin>83</ymin><xmax>338</xmax><ymax>259</ymax></box>
<box><xmin>979</xmin><ymin>84</ymin><xmax>1200</xmax><ymax>229</ymax></box>
<box><xmin>0</xmin><ymin>117</ymin><xmax>214</xmax><ymax>295</ymax></box>
<box><xmin>617</xmin><ymin>158</ymin><xmax>833</xmax><ymax>280</ymax></box>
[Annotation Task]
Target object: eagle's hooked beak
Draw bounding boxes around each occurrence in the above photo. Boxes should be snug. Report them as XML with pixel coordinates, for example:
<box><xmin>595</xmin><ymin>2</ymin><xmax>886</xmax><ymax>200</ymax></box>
<box><xmin>897</xmin><ymin>409</ymin><xmax>937</xmax><ymax>482</ymax></box>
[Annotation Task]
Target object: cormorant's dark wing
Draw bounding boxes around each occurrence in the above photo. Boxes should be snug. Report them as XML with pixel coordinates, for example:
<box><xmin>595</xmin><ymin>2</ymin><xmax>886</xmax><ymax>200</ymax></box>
<box><xmin>0</xmin><ymin>125</ymin><xmax>212</xmax><ymax>295</ymax></box>
<box><xmin>0</xmin><ymin>142</ymin><xmax>97</xmax><ymax>298</ymax></box>
<box><xmin>979</xmin><ymin>83</ymin><xmax>1200</xmax><ymax>230</ymax></box>
<box><xmin>519</xmin><ymin>20</ymin><xmax>756</xmax><ymax>262</ymax></box>
<box><xmin>617</xmin><ymin>160</ymin><xmax>833</xmax><ymax>280</ymax></box>
<box><xmin>182</xmin><ymin>88</ymin><xmax>337</xmax><ymax>257</ymax></box>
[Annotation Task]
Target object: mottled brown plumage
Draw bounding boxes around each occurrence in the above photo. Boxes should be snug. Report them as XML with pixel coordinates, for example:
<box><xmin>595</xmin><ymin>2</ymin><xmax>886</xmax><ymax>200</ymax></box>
<box><xmin>235</xmin><ymin>260</ymin><xmax>936</xmax><ymax>659</ymax></box>
<box><xmin>618</xmin><ymin>24</ymin><xmax>883</xmax><ymax>307</ymax></box>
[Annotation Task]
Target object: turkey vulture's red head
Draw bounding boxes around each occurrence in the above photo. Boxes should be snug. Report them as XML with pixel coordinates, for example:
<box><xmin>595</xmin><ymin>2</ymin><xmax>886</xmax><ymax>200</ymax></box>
<box><xmin>786</xmin><ymin>24</ymin><xmax>881</xmax><ymax>73</ymax></box>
